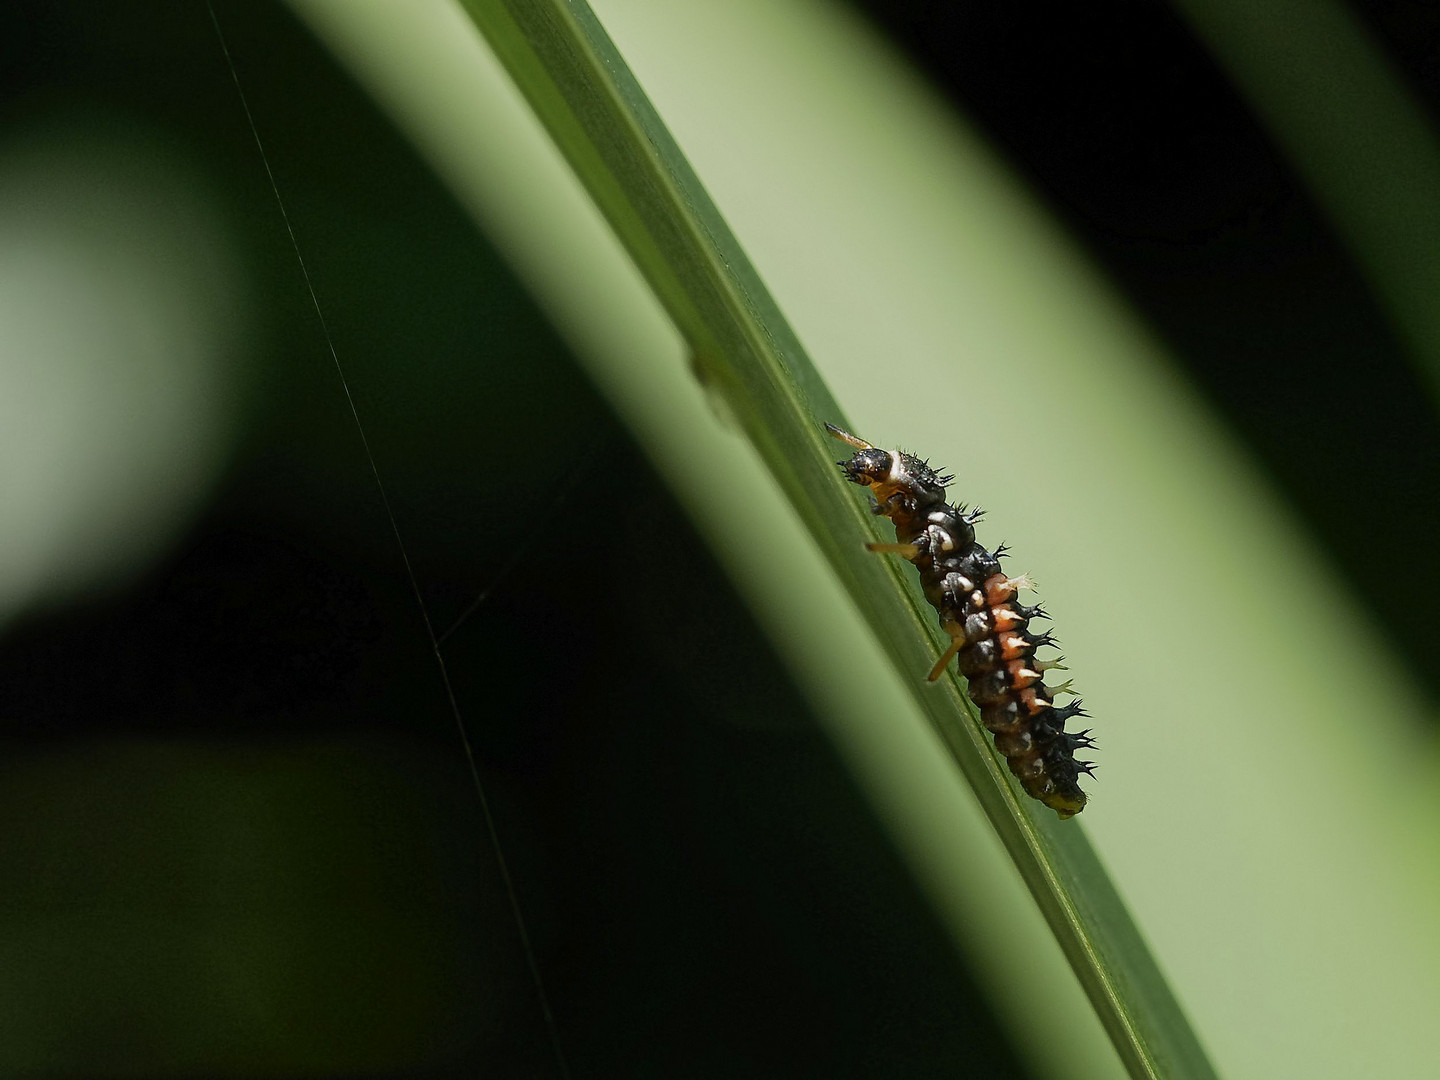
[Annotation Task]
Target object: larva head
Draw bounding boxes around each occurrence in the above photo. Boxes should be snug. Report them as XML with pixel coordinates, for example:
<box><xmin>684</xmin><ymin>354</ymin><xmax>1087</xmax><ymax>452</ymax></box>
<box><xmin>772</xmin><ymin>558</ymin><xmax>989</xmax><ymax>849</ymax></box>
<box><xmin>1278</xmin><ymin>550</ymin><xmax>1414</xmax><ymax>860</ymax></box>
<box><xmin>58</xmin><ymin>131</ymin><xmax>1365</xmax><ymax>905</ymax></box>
<box><xmin>825</xmin><ymin>423</ymin><xmax>950</xmax><ymax>503</ymax></box>
<box><xmin>839</xmin><ymin>447</ymin><xmax>895</xmax><ymax>488</ymax></box>
<box><xmin>826</xmin><ymin>423</ymin><xmax>891</xmax><ymax>485</ymax></box>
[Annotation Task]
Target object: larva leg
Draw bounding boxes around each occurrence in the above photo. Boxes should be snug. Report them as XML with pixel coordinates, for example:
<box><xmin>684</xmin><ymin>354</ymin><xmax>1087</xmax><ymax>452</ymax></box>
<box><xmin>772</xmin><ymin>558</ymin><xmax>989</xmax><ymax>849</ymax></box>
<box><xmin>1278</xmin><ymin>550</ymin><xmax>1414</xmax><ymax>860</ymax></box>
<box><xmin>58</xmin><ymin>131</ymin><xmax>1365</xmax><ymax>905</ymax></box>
<box><xmin>926</xmin><ymin>625</ymin><xmax>966</xmax><ymax>682</ymax></box>
<box><xmin>865</xmin><ymin>542</ymin><xmax>921</xmax><ymax>558</ymax></box>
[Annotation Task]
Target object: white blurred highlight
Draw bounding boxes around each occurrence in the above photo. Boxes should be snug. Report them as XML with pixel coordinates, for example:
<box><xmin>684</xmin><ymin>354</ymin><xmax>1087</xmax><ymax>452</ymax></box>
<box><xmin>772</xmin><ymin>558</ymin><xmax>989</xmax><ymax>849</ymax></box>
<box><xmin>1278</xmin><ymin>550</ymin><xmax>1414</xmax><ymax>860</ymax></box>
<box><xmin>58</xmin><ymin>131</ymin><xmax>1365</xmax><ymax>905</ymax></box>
<box><xmin>0</xmin><ymin>116</ymin><xmax>244</xmax><ymax>623</ymax></box>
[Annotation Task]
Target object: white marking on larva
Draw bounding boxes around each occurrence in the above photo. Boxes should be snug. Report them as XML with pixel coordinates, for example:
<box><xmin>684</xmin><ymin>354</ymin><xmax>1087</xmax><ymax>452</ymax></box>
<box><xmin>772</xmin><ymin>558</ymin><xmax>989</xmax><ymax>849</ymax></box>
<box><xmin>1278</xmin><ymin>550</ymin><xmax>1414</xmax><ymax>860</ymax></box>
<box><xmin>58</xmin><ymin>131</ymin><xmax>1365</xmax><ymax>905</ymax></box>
<box><xmin>886</xmin><ymin>451</ymin><xmax>906</xmax><ymax>483</ymax></box>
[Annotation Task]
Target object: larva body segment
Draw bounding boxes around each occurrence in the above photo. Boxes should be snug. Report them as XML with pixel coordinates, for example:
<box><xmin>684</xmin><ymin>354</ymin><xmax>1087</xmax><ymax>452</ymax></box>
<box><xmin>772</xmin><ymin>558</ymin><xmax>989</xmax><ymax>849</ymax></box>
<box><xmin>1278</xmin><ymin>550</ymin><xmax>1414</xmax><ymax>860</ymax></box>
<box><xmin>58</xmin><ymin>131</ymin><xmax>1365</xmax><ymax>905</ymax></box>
<box><xmin>826</xmin><ymin>423</ymin><xmax>1094</xmax><ymax>818</ymax></box>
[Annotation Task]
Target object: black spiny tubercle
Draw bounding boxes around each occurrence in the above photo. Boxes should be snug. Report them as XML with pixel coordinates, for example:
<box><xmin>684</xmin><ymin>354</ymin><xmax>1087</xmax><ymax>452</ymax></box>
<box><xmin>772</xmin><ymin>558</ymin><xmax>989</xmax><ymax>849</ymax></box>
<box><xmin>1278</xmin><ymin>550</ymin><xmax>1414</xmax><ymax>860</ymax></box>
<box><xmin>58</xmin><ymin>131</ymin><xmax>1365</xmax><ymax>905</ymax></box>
<box><xmin>826</xmin><ymin>423</ymin><xmax>1094</xmax><ymax>818</ymax></box>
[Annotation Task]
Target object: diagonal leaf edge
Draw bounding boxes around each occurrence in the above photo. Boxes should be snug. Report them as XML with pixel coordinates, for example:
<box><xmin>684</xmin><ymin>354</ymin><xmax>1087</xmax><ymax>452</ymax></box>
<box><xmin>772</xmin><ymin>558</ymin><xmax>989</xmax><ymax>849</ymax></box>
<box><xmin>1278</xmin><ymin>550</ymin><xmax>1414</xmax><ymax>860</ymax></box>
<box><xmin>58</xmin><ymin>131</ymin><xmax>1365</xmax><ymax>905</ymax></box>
<box><xmin>455</xmin><ymin>1</ymin><xmax>1219</xmax><ymax>1076</ymax></box>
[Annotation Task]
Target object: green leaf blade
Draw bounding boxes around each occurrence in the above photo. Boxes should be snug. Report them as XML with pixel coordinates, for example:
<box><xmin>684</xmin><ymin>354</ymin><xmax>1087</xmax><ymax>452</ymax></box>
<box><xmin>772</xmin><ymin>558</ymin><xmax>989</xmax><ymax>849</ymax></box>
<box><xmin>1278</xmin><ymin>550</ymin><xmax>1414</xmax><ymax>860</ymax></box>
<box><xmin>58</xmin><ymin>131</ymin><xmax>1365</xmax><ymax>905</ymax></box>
<box><xmin>454</xmin><ymin>2</ymin><xmax>1218</xmax><ymax>1077</ymax></box>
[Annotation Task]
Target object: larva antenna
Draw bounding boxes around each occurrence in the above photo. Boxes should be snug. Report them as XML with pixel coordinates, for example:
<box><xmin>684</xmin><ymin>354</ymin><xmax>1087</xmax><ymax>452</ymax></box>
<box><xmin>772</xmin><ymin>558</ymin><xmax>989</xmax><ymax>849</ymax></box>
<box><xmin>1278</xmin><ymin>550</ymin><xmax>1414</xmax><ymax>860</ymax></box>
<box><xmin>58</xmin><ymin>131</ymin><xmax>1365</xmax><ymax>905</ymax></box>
<box><xmin>824</xmin><ymin>423</ymin><xmax>875</xmax><ymax>451</ymax></box>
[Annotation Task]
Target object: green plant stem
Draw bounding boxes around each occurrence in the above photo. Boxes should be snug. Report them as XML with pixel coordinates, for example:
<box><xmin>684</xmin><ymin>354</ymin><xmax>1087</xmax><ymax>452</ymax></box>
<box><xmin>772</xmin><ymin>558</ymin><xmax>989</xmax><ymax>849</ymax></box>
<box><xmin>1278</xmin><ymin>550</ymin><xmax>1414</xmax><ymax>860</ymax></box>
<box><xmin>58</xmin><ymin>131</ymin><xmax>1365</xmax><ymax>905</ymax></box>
<box><xmin>455</xmin><ymin>1</ymin><xmax>1218</xmax><ymax>1076</ymax></box>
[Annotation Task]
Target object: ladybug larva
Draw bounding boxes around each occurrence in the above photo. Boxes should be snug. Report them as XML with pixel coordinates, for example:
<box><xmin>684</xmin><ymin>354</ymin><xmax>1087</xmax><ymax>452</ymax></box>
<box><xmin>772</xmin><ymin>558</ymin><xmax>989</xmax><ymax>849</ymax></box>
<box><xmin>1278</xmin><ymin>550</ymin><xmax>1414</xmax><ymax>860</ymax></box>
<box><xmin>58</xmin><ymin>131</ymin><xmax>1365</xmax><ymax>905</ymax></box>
<box><xmin>827</xmin><ymin>423</ymin><xmax>1095</xmax><ymax>818</ymax></box>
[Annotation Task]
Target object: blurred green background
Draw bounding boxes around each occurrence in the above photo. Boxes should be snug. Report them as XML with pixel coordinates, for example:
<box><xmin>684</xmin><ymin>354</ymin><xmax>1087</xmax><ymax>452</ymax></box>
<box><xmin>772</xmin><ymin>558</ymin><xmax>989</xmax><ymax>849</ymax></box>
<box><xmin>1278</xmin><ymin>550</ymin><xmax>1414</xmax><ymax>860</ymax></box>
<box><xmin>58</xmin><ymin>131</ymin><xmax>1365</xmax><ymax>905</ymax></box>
<box><xmin>2</xmin><ymin>1</ymin><xmax>1439</xmax><ymax>1077</ymax></box>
